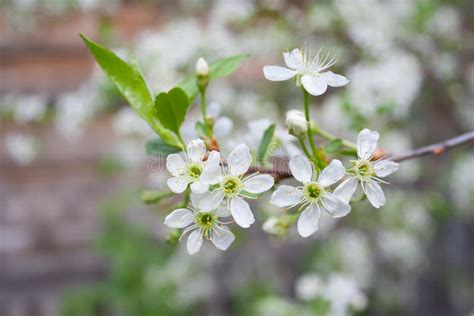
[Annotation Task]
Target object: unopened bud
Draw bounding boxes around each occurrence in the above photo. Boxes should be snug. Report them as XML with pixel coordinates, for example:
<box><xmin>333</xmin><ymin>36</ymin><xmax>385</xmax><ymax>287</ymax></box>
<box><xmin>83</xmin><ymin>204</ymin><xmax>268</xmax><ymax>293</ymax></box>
<box><xmin>285</xmin><ymin>110</ymin><xmax>307</xmax><ymax>137</ymax></box>
<box><xmin>195</xmin><ymin>57</ymin><xmax>210</xmax><ymax>76</ymax></box>
<box><xmin>196</xmin><ymin>57</ymin><xmax>210</xmax><ymax>92</ymax></box>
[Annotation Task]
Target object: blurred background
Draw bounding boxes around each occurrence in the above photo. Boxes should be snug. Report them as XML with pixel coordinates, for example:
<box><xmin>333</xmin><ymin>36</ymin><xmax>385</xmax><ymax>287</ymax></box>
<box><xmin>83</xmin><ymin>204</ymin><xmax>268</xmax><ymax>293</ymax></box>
<box><xmin>1</xmin><ymin>0</ymin><xmax>473</xmax><ymax>315</ymax></box>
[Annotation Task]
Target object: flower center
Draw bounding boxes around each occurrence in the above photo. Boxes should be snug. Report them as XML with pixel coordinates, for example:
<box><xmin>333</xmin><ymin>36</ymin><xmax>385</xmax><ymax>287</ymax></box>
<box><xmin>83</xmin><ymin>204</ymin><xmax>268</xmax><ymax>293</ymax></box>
<box><xmin>352</xmin><ymin>160</ymin><xmax>375</xmax><ymax>181</ymax></box>
<box><xmin>186</xmin><ymin>163</ymin><xmax>203</xmax><ymax>179</ymax></box>
<box><xmin>195</xmin><ymin>211</ymin><xmax>216</xmax><ymax>239</ymax></box>
<box><xmin>195</xmin><ymin>211</ymin><xmax>216</xmax><ymax>229</ymax></box>
<box><xmin>304</xmin><ymin>182</ymin><xmax>324</xmax><ymax>201</ymax></box>
<box><xmin>222</xmin><ymin>176</ymin><xmax>241</xmax><ymax>196</ymax></box>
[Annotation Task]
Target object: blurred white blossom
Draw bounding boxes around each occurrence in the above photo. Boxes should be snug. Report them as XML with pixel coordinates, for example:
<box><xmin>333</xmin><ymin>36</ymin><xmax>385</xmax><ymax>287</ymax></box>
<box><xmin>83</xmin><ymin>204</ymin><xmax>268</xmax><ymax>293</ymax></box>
<box><xmin>14</xmin><ymin>94</ymin><xmax>47</xmax><ymax>123</ymax></box>
<box><xmin>5</xmin><ymin>133</ymin><xmax>37</xmax><ymax>165</ymax></box>
<box><xmin>323</xmin><ymin>274</ymin><xmax>368</xmax><ymax>316</ymax></box>
<box><xmin>347</xmin><ymin>50</ymin><xmax>422</xmax><ymax>118</ymax></box>
<box><xmin>296</xmin><ymin>274</ymin><xmax>324</xmax><ymax>301</ymax></box>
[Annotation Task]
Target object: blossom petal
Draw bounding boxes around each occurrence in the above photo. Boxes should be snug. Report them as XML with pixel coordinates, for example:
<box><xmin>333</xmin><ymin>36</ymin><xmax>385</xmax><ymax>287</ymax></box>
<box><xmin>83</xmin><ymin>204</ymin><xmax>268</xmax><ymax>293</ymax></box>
<box><xmin>187</xmin><ymin>139</ymin><xmax>206</xmax><ymax>163</ymax></box>
<box><xmin>187</xmin><ymin>229</ymin><xmax>203</xmax><ymax>255</ymax></box>
<box><xmin>321</xmin><ymin>71</ymin><xmax>349</xmax><ymax>87</ymax></box>
<box><xmin>318</xmin><ymin>159</ymin><xmax>346</xmax><ymax>187</ymax></box>
<box><xmin>270</xmin><ymin>185</ymin><xmax>303</xmax><ymax>208</ymax></box>
<box><xmin>190</xmin><ymin>181</ymin><xmax>209</xmax><ymax>194</ymax></box>
<box><xmin>357</xmin><ymin>129</ymin><xmax>379</xmax><ymax>160</ymax></box>
<box><xmin>374</xmin><ymin>160</ymin><xmax>399</xmax><ymax>177</ymax></box>
<box><xmin>289</xmin><ymin>155</ymin><xmax>312</xmax><ymax>184</ymax></box>
<box><xmin>333</xmin><ymin>177</ymin><xmax>358</xmax><ymax>204</ymax></box>
<box><xmin>242</xmin><ymin>174</ymin><xmax>274</xmax><ymax>193</ymax></box>
<box><xmin>164</xmin><ymin>208</ymin><xmax>194</xmax><ymax>228</ymax></box>
<box><xmin>263</xmin><ymin>66</ymin><xmax>296</xmax><ymax>81</ymax></box>
<box><xmin>201</xmin><ymin>150</ymin><xmax>222</xmax><ymax>184</ymax></box>
<box><xmin>301</xmin><ymin>74</ymin><xmax>328</xmax><ymax>96</ymax></box>
<box><xmin>214</xmin><ymin>206</ymin><xmax>231</xmax><ymax>218</ymax></box>
<box><xmin>167</xmin><ymin>176</ymin><xmax>190</xmax><ymax>193</ymax></box>
<box><xmin>297</xmin><ymin>204</ymin><xmax>321</xmax><ymax>238</ymax></box>
<box><xmin>230</xmin><ymin>197</ymin><xmax>255</xmax><ymax>228</ymax></box>
<box><xmin>228</xmin><ymin>144</ymin><xmax>252</xmax><ymax>176</ymax></box>
<box><xmin>166</xmin><ymin>154</ymin><xmax>185</xmax><ymax>176</ymax></box>
<box><xmin>211</xmin><ymin>225</ymin><xmax>235</xmax><ymax>251</ymax></box>
<box><xmin>199</xmin><ymin>189</ymin><xmax>225</xmax><ymax>211</ymax></box>
<box><xmin>322</xmin><ymin>193</ymin><xmax>351</xmax><ymax>218</ymax></box>
<box><xmin>364</xmin><ymin>181</ymin><xmax>386</xmax><ymax>208</ymax></box>
<box><xmin>190</xmin><ymin>193</ymin><xmax>207</xmax><ymax>208</ymax></box>
<box><xmin>283</xmin><ymin>48</ymin><xmax>301</xmax><ymax>69</ymax></box>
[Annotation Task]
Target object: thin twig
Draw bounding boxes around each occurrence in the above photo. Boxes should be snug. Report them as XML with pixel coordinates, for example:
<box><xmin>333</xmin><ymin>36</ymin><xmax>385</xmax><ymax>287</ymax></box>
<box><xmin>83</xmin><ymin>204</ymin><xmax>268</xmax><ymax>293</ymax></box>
<box><xmin>249</xmin><ymin>131</ymin><xmax>474</xmax><ymax>179</ymax></box>
<box><xmin>390</xmin><ymin>131</ymin><xmax>474</xmax><ymax>162</ymax></box>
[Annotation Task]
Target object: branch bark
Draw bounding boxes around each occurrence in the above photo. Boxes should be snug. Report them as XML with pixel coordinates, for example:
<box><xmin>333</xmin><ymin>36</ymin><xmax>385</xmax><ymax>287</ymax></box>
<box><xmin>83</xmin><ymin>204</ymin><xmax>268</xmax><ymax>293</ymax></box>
<box><xmin>250</xmin><ymin>131</ymin><xmax>474</xmax><ymax>179</ymax></box>
<box><xmin>389</xmin><ymin>131</ymin><xmax>474</xmax><ymax>162</ymax></box>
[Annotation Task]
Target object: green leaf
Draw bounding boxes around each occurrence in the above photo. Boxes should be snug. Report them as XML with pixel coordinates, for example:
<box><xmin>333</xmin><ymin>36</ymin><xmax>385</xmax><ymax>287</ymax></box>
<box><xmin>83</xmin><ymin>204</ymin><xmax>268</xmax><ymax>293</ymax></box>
<box><xmin>179</xmin><ymin>54</ymin><xmax>249</xmax><ymax>101</ymax></box>
<box><xmin>80</xmin><ymin>34</ymin><xmax>181</xmax><ymax>148</ymax></box>
<box><xmin>154</xmin><ymin>87</ymin><xmax>190</xmax><ymax>137</ymax></box>
<box><xmin>324</xmin><ymin>139</ymin><xmax>343</xmax><ymax>153</ymax></box>
<box><xmin>257</xmin><ymin>124</ymin><xmax>276</xmax><ymax>164</ymax></box>
<box><xmin>146</xmin><ymin>138</ymin><xmax>182</xmax><ymax>156</ymax></box>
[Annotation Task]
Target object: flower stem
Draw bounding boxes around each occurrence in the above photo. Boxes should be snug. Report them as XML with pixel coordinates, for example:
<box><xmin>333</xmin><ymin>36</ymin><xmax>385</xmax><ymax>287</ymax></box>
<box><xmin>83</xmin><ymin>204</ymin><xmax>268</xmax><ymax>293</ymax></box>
<box><xmin>200</xmin><ymin>89</ymin><xmax>213</xmax><ymax>138</ymax></box>
<box><xmin>177</xmin><ymin>133</ymin><xmax>187</xmax><ymax>149</ymax></box>
<box><xmin>311</xmin><ymin>125</ymin><xmax>357</xmax><ymax>150</ymax></box>
<box><xmin>200</xmin><ymin>89</ymin><xmax>207</xmax><ymax>123</ymax></box>
<box><xmin>298</xmin><ymin>137</ymin><xmax>312</xmax><ymax>159</ymax></box>
<box><xmin>181</xmin><ymin>188</ymin><xmax>191</xmax><ymax>208</ymax></box>
<box><xmin>302</xmin><ymin>88</ymin><xmax>325</xmax><ymax>166</ymax></box>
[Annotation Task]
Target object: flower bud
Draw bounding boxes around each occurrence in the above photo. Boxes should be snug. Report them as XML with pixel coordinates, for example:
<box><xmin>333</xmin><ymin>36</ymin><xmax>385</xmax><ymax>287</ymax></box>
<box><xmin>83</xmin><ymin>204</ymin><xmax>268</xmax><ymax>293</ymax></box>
<box><xmin>285</xmin><ymin>110</ymin><xmax>307</xmax><ymax>137</ymax></box>
<box><xmin>195</xmin><ymin>57</ymin><xmax>210</xmax><ymax>76</ymax></box>
<box><xmin>196</xmin><ymin>57</ymin><xmax>210</xmax><ymax>92</ymax></box>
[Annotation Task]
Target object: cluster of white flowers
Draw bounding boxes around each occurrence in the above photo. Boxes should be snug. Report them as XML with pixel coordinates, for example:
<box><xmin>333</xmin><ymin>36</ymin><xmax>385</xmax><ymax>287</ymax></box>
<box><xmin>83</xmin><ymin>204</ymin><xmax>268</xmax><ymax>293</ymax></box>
<box><xmin>164</xmin><ymin>126</ymin><xmax>399</xmax><ymax>253</ymax></box>
<box><xmin>164</xmin><ymin>140</ymin><xmax>274</xmax><ymax>254</ymax></box>
<box><xmin>296</xmin><ymin>273</ymin><xmax>367</xmax><ymax>316</ymax></box>
<box><xmin>271</xmin><ymin>129</ymin><xmax>398</xmax><ymax>237</ymax></box>
<box><xmin>161</xmin><ymin>46</ymin><xmax>401</xmax><ymax>254</ymax></box>
<box><xmin>347</xmin><ymin>50</ymin><xmax>422</xmax><ymax>118</ymax></box>
<box><xmin>5</xmin><ymin>133</ymin><xmax>38</xmax><ymax>165</ymax></box>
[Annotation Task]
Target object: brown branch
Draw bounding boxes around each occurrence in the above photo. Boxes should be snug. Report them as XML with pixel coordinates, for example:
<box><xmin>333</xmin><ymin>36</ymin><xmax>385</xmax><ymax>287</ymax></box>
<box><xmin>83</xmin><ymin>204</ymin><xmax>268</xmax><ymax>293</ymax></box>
<box><xmin>250</xmin><ymin>131</ymin><xmax>474</xmax><ymax>179</ymax></box>
<box><xmin>389</xmin><ymin>130</ymin><xmax>474</xmax><ymax>162</ymax></box>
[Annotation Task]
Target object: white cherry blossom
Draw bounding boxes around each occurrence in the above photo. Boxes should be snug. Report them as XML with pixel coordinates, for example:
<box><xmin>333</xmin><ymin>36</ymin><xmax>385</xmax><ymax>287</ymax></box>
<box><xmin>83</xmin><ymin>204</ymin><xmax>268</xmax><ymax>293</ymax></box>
<box><xmin>263</xmin><ymin>47</ymin><xmax>349</xmax><ymax>96</ymax></box>
<box><xmin>166</xmin><ymin>139</ymin><xmax>213</xmax><ymax>194</ymax></box>
<box><xmin>199</xmin><ymin>144</ymin><xmax>275</xmax><ymax>228</ymax></box>
<box><xmin>334</xmin><ymin>129</ymin><xmax>399</xmax><ymax>208</ymax></box>
<box><xmin>271</xmin><ymin>155</ymin><xmax>350</xmax><ymax>237</ymax></box>
<box><xmin>164</xmin><ymin>193</ymin><xmax>234</xmax><ymax>255</ymax></box>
